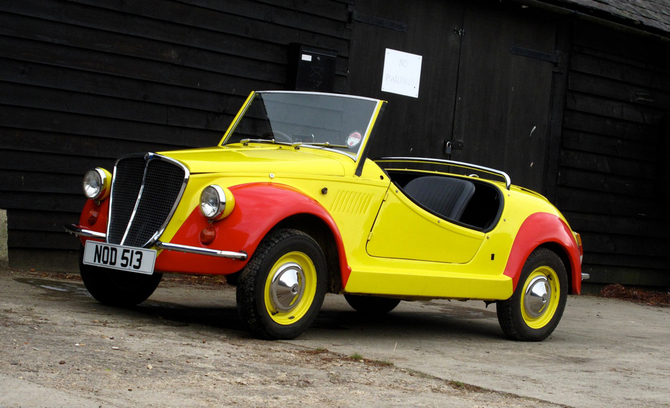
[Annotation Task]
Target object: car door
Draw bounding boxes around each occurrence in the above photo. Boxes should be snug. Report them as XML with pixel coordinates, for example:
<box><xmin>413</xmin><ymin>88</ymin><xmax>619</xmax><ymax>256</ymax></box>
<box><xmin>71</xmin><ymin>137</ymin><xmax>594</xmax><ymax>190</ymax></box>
<box><xmin>366</xmin><ymin>186</ymin><xmax>486</xmax><ymax>264</ymax></box>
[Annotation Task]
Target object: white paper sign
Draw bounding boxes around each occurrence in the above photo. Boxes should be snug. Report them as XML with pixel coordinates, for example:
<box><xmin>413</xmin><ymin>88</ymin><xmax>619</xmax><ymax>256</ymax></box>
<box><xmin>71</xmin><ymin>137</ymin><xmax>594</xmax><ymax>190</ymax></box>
<box><xmin>381</xmin><ymin>49</ymin><xmax>423</xmax><ymax>98</ymax></box>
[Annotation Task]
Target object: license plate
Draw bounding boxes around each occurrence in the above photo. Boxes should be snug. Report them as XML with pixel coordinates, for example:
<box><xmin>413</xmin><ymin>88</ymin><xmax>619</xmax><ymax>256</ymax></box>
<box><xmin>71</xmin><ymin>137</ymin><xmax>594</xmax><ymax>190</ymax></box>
<box><xmin>83</xmin><ymin>241</ymin><xmax>156</xmax><ymax>275</ymax></box>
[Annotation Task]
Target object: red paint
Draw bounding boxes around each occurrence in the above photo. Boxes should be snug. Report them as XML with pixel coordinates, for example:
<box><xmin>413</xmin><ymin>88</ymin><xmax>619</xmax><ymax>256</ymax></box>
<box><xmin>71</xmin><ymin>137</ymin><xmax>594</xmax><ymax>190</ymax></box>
<box><xmin>503</xmin><ymin>213</ymin><xmax>582</xmax><ymax>295</ymax></box>
<box><xmin>78</xmin><ymin>199</ymin><xmax>109</xmax><ymax>246</ymax></box>
<box><xmin>154</xmin><ymin>183</ymin><xmax>351</xmax><ymax>283</ymax></box>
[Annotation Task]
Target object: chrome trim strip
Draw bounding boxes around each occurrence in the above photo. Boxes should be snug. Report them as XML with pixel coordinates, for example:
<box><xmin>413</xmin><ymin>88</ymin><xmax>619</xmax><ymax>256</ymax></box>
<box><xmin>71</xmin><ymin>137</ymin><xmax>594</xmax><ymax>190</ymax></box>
<box><xmin>259</xmin><ymin>90</ymin><xmax>381</xmax><ymax>103</ymax></box>
<box><xmin>378</xmin><ymin>157</ymin><xmax>512</xmax><ymax>190</ymax></box>
<box><xmin>155</xmin><ymin>241</ymin><xmax>248</xmax><ymax>261</ymax></box>
<box><xmin>63</xmin><ymin>224</ymin><xmax>106</xmax><ymax>239</ymax></box>
<box><xmin>581</xmin><ymin>273</ymin><xmax>590</xmax><ymax>281</ymax></box>
<box><xmin>120</xmin><ymin>171</ymin><xmax>146</xmax><ymax>246</ymax></box>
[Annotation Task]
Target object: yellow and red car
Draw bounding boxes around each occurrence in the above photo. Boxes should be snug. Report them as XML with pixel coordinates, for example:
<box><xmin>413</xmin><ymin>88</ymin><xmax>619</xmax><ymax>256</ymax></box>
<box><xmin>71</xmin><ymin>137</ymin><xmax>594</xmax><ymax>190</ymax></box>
<box><xmin>65</xmin><ymin>91</ymin><xmax>584</xmax><ymax>341</ymax></box>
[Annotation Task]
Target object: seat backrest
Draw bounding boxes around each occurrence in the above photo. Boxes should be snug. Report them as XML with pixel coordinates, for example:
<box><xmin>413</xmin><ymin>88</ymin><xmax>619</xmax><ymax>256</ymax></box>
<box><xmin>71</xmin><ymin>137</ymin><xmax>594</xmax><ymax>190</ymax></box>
<box><xmin>403</xmin><ymin>176</ymin><xmax>475</xmax><ymax>221</ymax></box>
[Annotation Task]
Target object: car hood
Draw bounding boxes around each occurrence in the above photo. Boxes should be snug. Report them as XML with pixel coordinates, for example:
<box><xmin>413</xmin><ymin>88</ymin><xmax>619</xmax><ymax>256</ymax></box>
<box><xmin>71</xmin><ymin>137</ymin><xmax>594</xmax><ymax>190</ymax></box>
<box><xmin>158</xmin><ymin>145</ymin><xmax>347</xmax><ymax>176</ymax></box>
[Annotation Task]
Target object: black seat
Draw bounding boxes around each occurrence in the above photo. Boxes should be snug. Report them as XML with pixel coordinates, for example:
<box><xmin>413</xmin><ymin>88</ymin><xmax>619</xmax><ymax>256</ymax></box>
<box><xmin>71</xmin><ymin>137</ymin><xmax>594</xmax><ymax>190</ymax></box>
<box><xmin>403</xmin><ymin>176</ymin><xmax>475</xmax><ymax>221</ymax></box>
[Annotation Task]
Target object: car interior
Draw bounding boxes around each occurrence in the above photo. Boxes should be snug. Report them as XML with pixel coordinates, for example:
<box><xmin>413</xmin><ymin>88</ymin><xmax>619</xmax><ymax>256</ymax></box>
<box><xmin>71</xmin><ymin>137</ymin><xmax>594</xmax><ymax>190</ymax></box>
<box><xmin>384</xmin><ymin>170</ymin><xmax>503</xmax><ymax>232</ymax></box>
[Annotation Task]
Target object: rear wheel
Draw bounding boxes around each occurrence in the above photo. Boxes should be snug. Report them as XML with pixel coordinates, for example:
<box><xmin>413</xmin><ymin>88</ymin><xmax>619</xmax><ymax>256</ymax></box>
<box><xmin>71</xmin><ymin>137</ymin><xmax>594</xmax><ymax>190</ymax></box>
<box><xmin>497</xmin><ymin>248</ymin><xmax>567</xmax><ymax>341</ymax></box>
<box><xmin>236</xmin><ymin>229</ymin><xmax>327</xmax><ymax>340</ymax></box>
<box><xmin>344</xmin><ymin>294</ymin><xmax>400</xmax><ymax>315</ymax></box>
<box><xmin>79</xmin><ymin>247</ymin><xmax>162</xmax><ymax>307</ymax></box>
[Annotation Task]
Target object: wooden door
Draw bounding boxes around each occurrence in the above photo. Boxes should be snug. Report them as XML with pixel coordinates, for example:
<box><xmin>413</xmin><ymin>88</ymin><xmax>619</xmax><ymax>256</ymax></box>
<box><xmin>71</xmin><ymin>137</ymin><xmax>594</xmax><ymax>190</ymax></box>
<box><xmin>348</xmin><ymin>0</ymin><xmax>559</xmax><ymax>192</ymax></box>
<box><xmin>450</xmin><ymin>4</ymin><xmax>558</xmax><ymax>191</ymax></box>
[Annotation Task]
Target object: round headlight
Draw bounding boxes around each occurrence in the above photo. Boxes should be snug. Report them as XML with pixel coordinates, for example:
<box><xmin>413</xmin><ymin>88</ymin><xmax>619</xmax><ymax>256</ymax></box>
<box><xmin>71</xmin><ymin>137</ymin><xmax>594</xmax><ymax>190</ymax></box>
<box><xmin>83</xmin><ymin>168</ymin><xmax>110</xmax><ymax>200</ymax></box>
<box><xmin>200</xmin><ymin>185</ymin><xmax>235</xmax><ymax>220</ymax></box>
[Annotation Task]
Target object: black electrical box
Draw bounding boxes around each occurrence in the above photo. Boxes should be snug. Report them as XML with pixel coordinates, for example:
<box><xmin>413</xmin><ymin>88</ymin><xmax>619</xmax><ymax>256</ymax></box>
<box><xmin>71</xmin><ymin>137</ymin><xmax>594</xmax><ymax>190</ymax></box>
<box><xmin>286</xmin><ymin>43</ymin><xmax>337</xmax><ymax>92</ymax></box>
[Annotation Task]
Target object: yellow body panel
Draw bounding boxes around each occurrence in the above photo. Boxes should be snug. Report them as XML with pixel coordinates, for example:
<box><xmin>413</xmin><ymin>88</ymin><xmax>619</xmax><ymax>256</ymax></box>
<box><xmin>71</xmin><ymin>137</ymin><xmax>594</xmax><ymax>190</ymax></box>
<box><xmin>343</xmin><ymin>173</ymin><xmax>563</xmax><ymax>301</ymax></box>
<box><xmin>367</xmin><ymin>187</ymin><xmax>485</xmax><ymax>263</ymax></box>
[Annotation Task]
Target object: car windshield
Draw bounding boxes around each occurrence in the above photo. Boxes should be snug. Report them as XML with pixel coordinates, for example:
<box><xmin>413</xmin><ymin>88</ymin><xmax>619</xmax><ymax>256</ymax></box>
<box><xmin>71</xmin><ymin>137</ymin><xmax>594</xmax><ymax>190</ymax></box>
<box><xmin>221</xmin><ymin>91</ymin><xmax>381</xmax><ymax>160</ymax></box>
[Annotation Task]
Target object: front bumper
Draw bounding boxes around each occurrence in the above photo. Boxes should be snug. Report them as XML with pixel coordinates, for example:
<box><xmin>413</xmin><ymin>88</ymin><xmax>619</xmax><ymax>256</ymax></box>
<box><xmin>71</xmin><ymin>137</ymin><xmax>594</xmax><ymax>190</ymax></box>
<box><xmin>63</xmin><ymin>224</ymin><xmax>247</xmax><ymax>261</ymax></box>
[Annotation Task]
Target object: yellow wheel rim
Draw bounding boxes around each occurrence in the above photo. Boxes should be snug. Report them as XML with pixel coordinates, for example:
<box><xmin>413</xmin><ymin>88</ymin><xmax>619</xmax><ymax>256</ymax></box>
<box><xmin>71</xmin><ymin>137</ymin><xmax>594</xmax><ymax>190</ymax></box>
<box><xmin>264</xmin><ymin>251</ymin><xmax>317</xmax><ymax>325</ymax></box>
<box><xmin>520</xmin><ymin>266</ymin><xmax>560</xmax><ymax>329</ymax></box>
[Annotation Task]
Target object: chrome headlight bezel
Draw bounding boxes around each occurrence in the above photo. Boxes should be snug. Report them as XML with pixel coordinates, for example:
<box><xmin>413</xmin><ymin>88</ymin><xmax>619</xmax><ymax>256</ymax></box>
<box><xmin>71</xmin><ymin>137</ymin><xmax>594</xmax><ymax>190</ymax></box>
<box><xmin>82</xmin><ymin>168</ymin><xmax>111</xmax><ymax>201</ymax></box>
<box><xmin>200</xmin><ymin>185</ymin><xmax>235</xmax><ymax>220</ymax></box>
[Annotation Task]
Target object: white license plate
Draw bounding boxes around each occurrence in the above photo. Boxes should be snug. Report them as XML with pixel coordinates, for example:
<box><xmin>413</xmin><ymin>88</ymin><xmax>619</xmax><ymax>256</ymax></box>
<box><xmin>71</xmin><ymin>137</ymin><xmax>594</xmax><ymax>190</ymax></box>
<box><xmin>83</xmin><ymin>241</ymin><xmax>156</xmax><ymax>275</ymax></box>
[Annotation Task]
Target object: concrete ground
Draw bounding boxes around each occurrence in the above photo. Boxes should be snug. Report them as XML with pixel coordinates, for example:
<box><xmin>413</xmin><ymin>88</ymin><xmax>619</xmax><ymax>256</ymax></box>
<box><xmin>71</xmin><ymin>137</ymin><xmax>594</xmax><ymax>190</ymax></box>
<box><xmin>309</xmin><ymin>293</ymin><xmax>670</xmax><ymax>407</ymax></box>
<box><xmin>0</xmin><ymin>268</ymin><xmax>668</xmax><ymax>407</ymax></box>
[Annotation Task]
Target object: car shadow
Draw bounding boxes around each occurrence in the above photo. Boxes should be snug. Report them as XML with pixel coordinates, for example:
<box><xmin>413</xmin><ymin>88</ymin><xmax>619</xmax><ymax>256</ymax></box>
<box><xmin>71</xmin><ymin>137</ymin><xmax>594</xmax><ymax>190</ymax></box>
<box><xmin>17</xmin><ymin>276</ymin><xmax>506</xmax><ymax>341</ymax></box>
<box><xmin>308</xmin><ymin>307</ymin><xmax>504</xmax><ymax>341</ymax></box>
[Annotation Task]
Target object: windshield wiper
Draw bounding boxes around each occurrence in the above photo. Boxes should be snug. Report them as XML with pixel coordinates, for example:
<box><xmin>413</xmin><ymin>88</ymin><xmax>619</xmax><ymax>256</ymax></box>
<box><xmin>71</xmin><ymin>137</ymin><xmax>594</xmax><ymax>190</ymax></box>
<box><xmin>303</xmin><ymin>142</ymin><xmax>349</xmax><ymax>149</ymax></box>
<box><xmin>240</xmin><ymin>138</ymin><xmax>293</xmax><ymax>146</ymax></box>
<box><xmin>239</xmin><ymin>138</ymin><xmax>349</xmax><ymax>149</ymax></box>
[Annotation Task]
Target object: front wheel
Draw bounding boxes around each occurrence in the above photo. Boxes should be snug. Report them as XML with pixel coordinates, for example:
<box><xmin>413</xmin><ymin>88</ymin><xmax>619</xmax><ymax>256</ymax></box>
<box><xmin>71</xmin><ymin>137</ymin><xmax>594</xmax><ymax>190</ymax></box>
<box><xmin>496</xmin><ymin>248</ymin><xmax>568</xmax><ymax>341</ymax></box>
<box><xmin>79</xmin><ymin>247</ymin><xmax>162</xmax><ymax>307</ymax></box>
<box><xmin>236</xmin><ymin>229</ymin><xmax>327</xmax><ymax>340</ymax></box>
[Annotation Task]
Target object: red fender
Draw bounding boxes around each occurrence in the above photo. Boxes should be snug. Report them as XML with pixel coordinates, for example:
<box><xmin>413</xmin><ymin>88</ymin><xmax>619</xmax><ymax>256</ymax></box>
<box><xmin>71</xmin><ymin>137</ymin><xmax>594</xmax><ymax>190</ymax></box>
<box><xmin>77</xmin><ymin>198</ymin><xmax>109</xmax><ymax>246</ymax></box>
<box><xmin>154</xmin><ymin>183</ymin><xmax>351</xmax><ymax>284</ymax></box>
<box><xmin>503</xmin><ymin>213</ymin><xmax>582</xmax><ymax>295</ymax></box>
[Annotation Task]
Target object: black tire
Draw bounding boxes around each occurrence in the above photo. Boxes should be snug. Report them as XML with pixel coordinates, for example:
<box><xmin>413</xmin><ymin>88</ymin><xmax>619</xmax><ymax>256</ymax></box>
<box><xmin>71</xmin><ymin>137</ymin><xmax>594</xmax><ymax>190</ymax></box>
<box><xmin>496</xmin><ymin>248</ymin><xmax>568</xmax><ymax>341</ymax></box>
<box><xmin>344</xmin><ymin>294</ymin><xmax>400</xmax><ymax>315</ymax></box>
<box><xmin>236</xmin><ymin>229</ymin><xmax>327</xmax><ymax>340</ymax></box>
<box><xmin>79</xmin><ymin>247</ymin><xmax>162</xmax><ymax>307</ymax></box>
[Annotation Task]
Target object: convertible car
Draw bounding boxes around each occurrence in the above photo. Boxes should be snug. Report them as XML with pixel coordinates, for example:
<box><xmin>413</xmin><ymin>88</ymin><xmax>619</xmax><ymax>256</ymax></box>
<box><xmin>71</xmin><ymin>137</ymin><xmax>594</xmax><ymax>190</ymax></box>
<box><xmin>65</xmin><ymin>91</ymin><xmax>584</xmax><ymax>341</ymax></box>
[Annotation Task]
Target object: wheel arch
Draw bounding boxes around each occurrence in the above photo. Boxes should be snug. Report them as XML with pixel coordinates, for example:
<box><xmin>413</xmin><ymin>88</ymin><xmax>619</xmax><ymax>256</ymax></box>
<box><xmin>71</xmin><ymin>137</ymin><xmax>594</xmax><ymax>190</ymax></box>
<box><xmin>503</xmin><ymin>212</ymin><xmax>582</xmax><ymax>295</ymax></box>
<box><xmin>273</xmin><ymin>214</ymin><xmax>344</xmax><ymax>293</ymax></box>
<box><xmin>536</xmin><ymin>241</ymin><xmax>575</xmax><ymax>296</ymax></box>
<box><xmin>157</xmin><ymin>182</ymin><xmax>351</xmax><ymax>281</ymax></box>
<box><xmin>224</xmin><ymin>183</ymin><xmax>351</xmax><ymax>290</ymax></box>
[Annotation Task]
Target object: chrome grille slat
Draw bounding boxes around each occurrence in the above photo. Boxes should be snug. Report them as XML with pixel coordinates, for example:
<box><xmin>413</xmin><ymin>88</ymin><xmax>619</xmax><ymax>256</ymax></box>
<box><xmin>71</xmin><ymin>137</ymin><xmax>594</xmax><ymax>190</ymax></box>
<box><xmin>107</xmin><ymin>157</ymin><xmax>145</xmax><ymax>245</ymax></box>
<box><xmin>107</xmin><ymin>153</ymin><xmax>189</xmax><ymax>248</ymax></box>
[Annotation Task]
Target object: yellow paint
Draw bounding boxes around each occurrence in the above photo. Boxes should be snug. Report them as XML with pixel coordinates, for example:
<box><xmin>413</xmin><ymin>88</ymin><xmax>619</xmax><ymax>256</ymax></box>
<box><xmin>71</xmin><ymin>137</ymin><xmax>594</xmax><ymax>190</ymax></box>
<box><xmin>96</xmin><ymin>167</ymin><xmax>112</xmax><ymax>201</ymax></box>
<box><xmin>218</xmin><ymin>186</ymin><xmax>236</xmax><ymax>220</ymax></box>
<box><xmin>159</xmin><ymin>145</ymin><xmax>347</xmax><ymax>176</ymax></box>
<box><xmin>366</xmin><ymin>187</ymin><xmax>485</xmax><ymax>264</ymax></box>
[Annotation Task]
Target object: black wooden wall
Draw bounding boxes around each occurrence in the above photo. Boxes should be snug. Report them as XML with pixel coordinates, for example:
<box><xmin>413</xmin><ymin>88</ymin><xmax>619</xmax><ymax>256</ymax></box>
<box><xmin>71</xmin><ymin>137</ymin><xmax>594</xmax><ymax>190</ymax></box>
<box><xmin>1</xmin><ymin>0</ymin><xmax>669</xmax><ymax>287</ymax></box>
<box><xmin>0</xmin><ymin>0</ymin><xmax>352</xmax><ymax>270</ymax></box>
<box><xmin>558</xmin><ymin>21</ymin><xmax>670</xmax><ymax>287</ymax></box>
<box><xmin>347</xmin><ymin>0</ymin><xmax>559</xmax><ymax>194</ymax></box>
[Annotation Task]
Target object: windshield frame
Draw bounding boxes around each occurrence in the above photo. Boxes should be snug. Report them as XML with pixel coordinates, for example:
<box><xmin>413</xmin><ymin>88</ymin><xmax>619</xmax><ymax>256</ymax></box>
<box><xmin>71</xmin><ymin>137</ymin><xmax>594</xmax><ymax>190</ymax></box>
<box><xmin>219</xmin><ymin>91</ymin><xmax>386</xmax><ymax>163</ymax></box>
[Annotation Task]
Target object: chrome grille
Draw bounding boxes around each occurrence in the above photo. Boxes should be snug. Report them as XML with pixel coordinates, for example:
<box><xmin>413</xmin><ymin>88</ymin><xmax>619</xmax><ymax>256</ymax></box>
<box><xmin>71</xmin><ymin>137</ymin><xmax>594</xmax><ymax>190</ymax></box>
<box><xmin>107</xmin><ymin>153</ymin><xmax>188</xmax><ymax>248</ymax></box>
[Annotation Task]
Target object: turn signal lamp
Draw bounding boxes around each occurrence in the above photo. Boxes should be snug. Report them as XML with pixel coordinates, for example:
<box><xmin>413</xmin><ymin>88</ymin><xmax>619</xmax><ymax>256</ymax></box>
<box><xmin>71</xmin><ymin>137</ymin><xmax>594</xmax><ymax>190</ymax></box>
<box><xmin>575</xmin><ymin>232</ymin><xmax>583</xmax><ymax>265</ymax></box>
<box><xmin>87</xmin><ymin>207</ymin><xmax>100</xmax><ymax>226</ymax></box>
<box><xmin>200</xmin><ymin>225</ymin><xmax>217</xmax><ymax>245</ymax></box>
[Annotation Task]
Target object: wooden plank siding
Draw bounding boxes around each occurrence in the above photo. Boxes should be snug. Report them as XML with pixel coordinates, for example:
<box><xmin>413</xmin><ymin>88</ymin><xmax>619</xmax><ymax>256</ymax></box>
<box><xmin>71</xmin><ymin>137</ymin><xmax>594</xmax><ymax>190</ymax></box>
<box><xmin>558</xmin><ymin>21</ymin><xmax>670</xmax><ymax>286</ymax></box>
<box><xmin>2</xmin><ymin>0</ymin><xmax>669</xmax><ymax>288</ymax></box>
<box><xmin>0</xmin><ymin>0</ymin><xmax>352</xmax><ymax>269</ymax></box>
